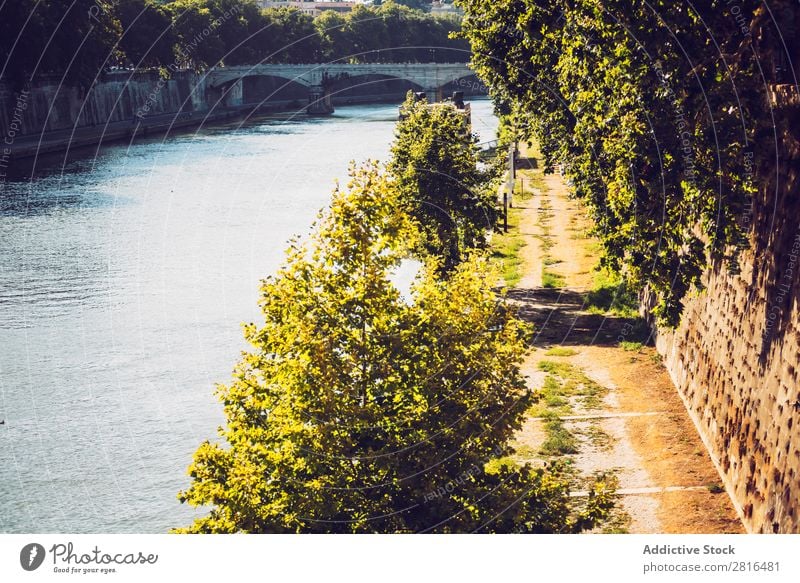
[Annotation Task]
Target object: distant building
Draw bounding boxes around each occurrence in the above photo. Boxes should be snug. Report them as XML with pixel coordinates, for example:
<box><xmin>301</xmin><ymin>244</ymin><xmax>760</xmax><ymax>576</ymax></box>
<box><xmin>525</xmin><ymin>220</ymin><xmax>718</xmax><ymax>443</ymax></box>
<box><xmin>430</xmin><ymin>1</ymin><xmax>463</xmax><ymax>16</ymax></box>
<box><xmin>257</xmin><ymin>1</ymin><xmax>356</xmax><ymax>17</ymax></box>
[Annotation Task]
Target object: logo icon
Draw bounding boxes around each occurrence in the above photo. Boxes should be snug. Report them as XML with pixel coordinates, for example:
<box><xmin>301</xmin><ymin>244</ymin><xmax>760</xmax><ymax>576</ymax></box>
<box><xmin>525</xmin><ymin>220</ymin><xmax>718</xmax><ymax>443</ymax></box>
<box><xmin>20</xmin><ymin>543</ymin><xmax>46</xmax><ymax>571</ymax></box>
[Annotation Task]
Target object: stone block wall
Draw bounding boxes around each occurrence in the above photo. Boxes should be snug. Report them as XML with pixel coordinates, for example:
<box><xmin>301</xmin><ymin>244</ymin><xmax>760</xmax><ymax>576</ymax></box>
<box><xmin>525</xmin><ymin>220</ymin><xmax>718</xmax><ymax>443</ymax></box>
<box><xmin>0</xmin><ymin>71</ymin><xmax>207</xmax><ymax>138</ymax></box>
<box><xmin>652</xmin><ymin>87</ymin><xmax>800</xmax><ymax>534</ymax></box>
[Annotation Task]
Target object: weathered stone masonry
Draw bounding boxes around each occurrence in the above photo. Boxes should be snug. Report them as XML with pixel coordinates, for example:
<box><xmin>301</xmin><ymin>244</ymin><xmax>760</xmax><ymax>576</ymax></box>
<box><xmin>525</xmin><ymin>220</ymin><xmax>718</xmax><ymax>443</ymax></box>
<box><xmin>653</xmin><ymin>82</ymin><xmax>800</xmax><ymax>534</ymax></box>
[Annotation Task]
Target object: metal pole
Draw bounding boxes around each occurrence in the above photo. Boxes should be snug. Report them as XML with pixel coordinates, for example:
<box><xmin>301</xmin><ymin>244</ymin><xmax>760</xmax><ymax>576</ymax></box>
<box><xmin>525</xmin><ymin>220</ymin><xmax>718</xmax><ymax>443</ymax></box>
<box><xmin>503</xmin><ymin>191</ymin><xmax>508</xmax><ymax>233</ymax></box>
<box><xmin>508</xmin><ymin>144</ymin><xmax>515</xmax><ymax>208</ymax></box>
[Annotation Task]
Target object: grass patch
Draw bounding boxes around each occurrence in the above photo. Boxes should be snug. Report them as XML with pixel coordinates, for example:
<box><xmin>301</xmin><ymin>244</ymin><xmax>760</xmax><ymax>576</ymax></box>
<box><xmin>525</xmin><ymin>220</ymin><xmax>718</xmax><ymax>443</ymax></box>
<box><xmin>542</xmin><ymin>270</ymin><xmax>565</xmax><ymax>288</ymax></box>
<box><xmin>619</xmin><ymin>341</ymin><xmax>643</xmax><ymax>352</ymax></box>
<box><xmin>545</xmin><ymin>347</ymin><xmax>578</xmax><ymax>357</ymax></box>
<box><xmin>707</xmin><ymin>483</ymin><xmax>725</xmax><ymax>494</ymax></box>
<box><xmin>538</xmin><ymin>360</ymin><xmax>585</xmax><ymax>377</ymax></box>
<box><xmin>537</xmin><ymin>360</ymin><xmax>607</xmax><ymax>410</ymax></box>
<box><xmin>490</xmin><ymin>207</ymin><xmax>524</xmax><ymax>287</ymax></box>
<box><xmin>584</xmin><ymin>422</ymin><xmax>615</xmax><ymax>451</ymax></box>
<box><xmin>540</xmin><ymin>417</ymin><xmax>579</xmax><ymax>456</ymax></box>
<box><xmin>537</xmin><ymin>235</ymin><xmax>555</xmax><ymax>253</ymax></box>
<box><xmin>528</xmin><ymin>375</ymin><xmax>573</xmax><ymax>417</ymax></box>
<box><xmin>584</xmin><ymin>268</ymin><xmax>639</xmax><ymax>318</ymax></box>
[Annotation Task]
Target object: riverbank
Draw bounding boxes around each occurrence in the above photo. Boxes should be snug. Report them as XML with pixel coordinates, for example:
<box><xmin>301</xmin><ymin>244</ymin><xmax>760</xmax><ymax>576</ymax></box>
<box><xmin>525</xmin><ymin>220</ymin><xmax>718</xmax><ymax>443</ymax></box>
<box><xmin>501</xmin><ymin>144</ymin><xmax>744</xmax><ymax>533</ymax></box>
<box><xmin>3</xmin><ymin>98</ymin><xmax>361</xmax><ymax>161</ymax></box>
<box><xmin>5</xmin><ymin>91</ymin><xmax>485</xmax><ymax>162</ymax></box>
<box><xmin>0</xmin><ymin>101</ymin><xmax>501</xmax><ymax>533</ymax></box>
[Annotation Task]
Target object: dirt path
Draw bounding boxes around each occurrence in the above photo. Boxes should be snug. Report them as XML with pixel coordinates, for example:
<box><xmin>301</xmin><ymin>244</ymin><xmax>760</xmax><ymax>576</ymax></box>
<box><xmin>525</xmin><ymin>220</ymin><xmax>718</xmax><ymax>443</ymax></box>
<box><xmin>508</xmin><ymin>150</ymin><xmax>743</xmax><ymax>533</ymax></box>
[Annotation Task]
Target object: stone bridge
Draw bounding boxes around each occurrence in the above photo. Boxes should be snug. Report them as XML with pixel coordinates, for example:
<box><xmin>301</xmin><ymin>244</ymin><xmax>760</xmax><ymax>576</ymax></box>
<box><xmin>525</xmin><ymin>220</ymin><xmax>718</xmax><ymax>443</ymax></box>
<box><xmin>203</xmin><ymin>63</ymin><xmax>477</xmax><ymax>114</ymax></box>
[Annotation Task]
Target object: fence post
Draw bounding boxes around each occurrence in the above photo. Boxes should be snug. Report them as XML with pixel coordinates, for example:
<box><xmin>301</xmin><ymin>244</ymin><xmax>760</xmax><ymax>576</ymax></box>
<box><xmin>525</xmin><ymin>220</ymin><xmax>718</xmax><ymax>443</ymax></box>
<box><xmin>503</xmin><ymin>190</ymin><xmax>508</xmax><ymax>233</ymax></box>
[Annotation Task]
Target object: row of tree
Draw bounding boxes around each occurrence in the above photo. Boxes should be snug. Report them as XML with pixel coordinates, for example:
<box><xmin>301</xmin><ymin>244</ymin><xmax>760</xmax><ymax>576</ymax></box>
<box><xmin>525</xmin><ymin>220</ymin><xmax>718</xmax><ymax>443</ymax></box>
<box><xmin>175</xmin><ymin>94</ymin><xmax>615</xmax><ymax>533</ymax></box>
<box><xmin>457</xmin><ymin>0</ymin><xmax>780</xmax><ymax>325</ymax></box>
<box><xmin>0</xmin><ymin>0</ymin><xmax>469</xmax><ymax>91</ymax></box>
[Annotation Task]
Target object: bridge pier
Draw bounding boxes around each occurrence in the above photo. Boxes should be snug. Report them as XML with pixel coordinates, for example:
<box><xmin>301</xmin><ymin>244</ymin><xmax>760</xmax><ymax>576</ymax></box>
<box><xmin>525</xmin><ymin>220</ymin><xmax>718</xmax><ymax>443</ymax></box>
<box><xmin>206</xmin><ymin>64</ymin><xmax>479</xmax><ymax>114</ymax></box>
<box><xmin>205</xmin><ymin>78</ymin><xmax>243</xmax><ymax>110</ymax></box>
<box><xmin>424</xmin><ymin>87</ymin><xmax>443</xmax><ymax>103</ymax></box>
<box><xmin>307</xmin><ymin>85</ymin><xmax>334</xmax><ymax>115</ymax></box>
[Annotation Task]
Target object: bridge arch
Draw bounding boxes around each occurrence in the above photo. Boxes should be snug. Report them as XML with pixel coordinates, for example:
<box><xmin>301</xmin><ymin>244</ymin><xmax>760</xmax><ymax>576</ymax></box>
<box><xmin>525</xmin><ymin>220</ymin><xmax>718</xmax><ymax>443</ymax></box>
<box><xmin>241</xmin><ymin>74</ymin><xmax>312</xmax><ymax>106</ymax></box>
<box><xmin>205</xmin><ymin>63</ymin><xmax>479</xmax><ymax>114</ymax></box>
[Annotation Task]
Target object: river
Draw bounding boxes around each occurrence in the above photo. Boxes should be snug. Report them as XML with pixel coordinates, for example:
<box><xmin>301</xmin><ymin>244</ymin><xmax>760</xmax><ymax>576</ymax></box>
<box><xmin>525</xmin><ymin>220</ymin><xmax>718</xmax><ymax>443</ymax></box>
<box><xmin>0</xmin><ymin>99</ymin><xmax>499</xmax><ymax>533</ymax></box>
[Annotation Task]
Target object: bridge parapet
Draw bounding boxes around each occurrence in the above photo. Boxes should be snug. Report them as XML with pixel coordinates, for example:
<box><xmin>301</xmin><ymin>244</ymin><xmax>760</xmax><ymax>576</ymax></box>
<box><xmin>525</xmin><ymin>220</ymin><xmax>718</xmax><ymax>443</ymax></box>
<box><xmin>204</xmin><ymin>63</ymin><xmax>476</xmax><ymax>114</ymax></box>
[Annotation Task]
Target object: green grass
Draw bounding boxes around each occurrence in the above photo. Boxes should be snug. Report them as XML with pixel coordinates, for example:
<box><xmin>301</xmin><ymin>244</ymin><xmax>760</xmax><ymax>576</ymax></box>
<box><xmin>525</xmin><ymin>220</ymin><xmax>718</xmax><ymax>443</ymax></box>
<box><xmin>584</xmin><ymin>268</ymin><xmax>640</xmax><ymax>318</ymax></box>
<box><xmin>545</xmin><ymin>347</ymin><xmax>579</xmax><ymax>357</ymax></box>
<box><xmin>512</xmin><ymin>444</ymin><xmax>538</xmax><ymax>459</ymax></box>
<box><xmin>490</xmin><ymin>207</ymin><xmax>524</xmax><ymax>287</ymax></box>
<box><xmin>619</xmin><ymin>341</ymin><xmax>643</xmax><ymax>352</ymax></box>
<box><xmin>537</xmin><ymin>360</ymin><xmax>607</xmax><ymax>410</ymax></box>
<box><xmin>540</xmin><ymin>417</ymin><xmax>579</xmax><ymax>456</ymax></box>
<box><xmin>542</xmin><ymin>270</ymin><xmax>566</xmax><ymax>288</ymax></box>
<box><xmin>537</xmin><ymin>360</ymin><xmax>579</xmax><ymax>376</ymax></box>
<box><xmin>528</xmin><ymin>375</ymin><xmax>573</xmax><ymax>417</ymax></box>
<box><xmin>584</xmin><ymin>422</ymin><xmax>614</xmax><ymax>451</ymax></box>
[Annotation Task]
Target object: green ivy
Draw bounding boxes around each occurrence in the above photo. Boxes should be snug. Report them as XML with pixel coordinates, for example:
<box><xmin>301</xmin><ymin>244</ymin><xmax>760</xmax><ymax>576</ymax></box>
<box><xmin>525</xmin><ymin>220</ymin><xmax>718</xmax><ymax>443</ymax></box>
<box><xmin>458</xmin><ymin>0</ymin><xmax>760</xmax><ymax>325</ymax></box>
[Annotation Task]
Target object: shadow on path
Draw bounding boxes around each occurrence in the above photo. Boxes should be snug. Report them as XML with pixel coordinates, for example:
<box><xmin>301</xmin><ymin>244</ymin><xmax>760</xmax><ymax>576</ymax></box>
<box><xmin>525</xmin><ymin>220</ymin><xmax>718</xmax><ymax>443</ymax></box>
<box><xmin>505</xmin><ymin>287</ymin><xmax>649</xmax><ymax>348</ymax></box>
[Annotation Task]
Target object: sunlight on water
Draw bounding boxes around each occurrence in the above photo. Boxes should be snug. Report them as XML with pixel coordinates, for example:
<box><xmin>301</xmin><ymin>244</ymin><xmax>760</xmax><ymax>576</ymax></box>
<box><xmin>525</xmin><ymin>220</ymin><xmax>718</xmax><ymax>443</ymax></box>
<box><xmin>0</xmin><ymin>100</ymin><xmax>498</xmax><ymax>533</ymax></box>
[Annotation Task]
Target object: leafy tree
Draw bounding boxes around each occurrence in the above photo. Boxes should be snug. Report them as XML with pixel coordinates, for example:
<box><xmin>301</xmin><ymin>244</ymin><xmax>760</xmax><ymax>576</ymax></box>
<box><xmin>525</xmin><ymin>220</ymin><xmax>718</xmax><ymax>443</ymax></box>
<box><xmin>343</xmin><ymin>4</ymin><xmax>391</xmax><ymax>63</ymax></box>
<box><xmin>176</xmin><ymin>164</ymin><xmax>613</xmax><ymax>533</ymax></box>
<box><xmin>458</xmin><ymin>0</ymin><xmax>764</xmax><ymax>324</ymax></box>
<box><xmin>374</xmin><ymin>0</ymin><xmax>432</xmax><ymax>12</ymax></box>
<box><xmin>315</xmin><ymin>11</ymin><xmax>354</xmax><ymax>62</ymax></box>
<box><xmin>265</xmin><ymin>7</ymin><xmax>322</xmax><ymax>63</ymax></box>
<box><xmin>0</xmin><ymin>0</ymin><xmax>122</xmax><ymax>90</ymax></box>
<box><xmin>389</xmin><ymin>93</ymin><xmax>499</xmax><ymax>272</ymax></box>
<box><xmin>115</xmin><ymin>0</ymin><xmax>175</xmax><ymax>68</ymax></box>
<box><xmin>166</xmin><ymin>0</ymin><xmax>227</xmax><ymax>70</ymax></box>
<box><xmin>0</xmin><ymin>0</ymin><xmax>41</xmax><ymax>90</ymax></box>
<box><xmin>205</xmin><ymin>0</ymin><xmax>271</xmax><ymax>66</ymax></box>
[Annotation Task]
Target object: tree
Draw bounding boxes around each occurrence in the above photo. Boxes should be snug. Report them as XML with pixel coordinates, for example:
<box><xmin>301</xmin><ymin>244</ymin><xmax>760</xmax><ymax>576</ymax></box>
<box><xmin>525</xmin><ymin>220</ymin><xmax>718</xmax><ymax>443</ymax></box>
<box><xmin>343</xmin><ymin>5</ymin><xmax>390</xmax><ymax>63</ymax></box>
<box><xmin>315</xmin><ymin>10</ymin><xmax>354</xmax><ymax>63</ymax></box>
<box><xmin>375</xmin><ymin>0</ymin><xmax>432</xmax><ymax>12</ymax></box>
<box><xmin>265</xmin><ymin>7</ymin><xmax>322</xmax><ymax>63</ymax></box>
<box><xmin>458</xmin><ymin>0</ymin><xmax>763</xmax><ymax>324</ymax></box>
<box><xmin>115</xmin><ymin>0</ymin><xmax>175</xmax><ymax>69</ymax></box>
<box><xmin>176</xmin><ymin>164</ymin><xmax>613</xmax><ymax>533</ymax></box>
<box><xmin>389</xmin><ymin>93</ymin><xmax>499</xmax><ymax>272</ymax></box>
<box><xmin>206</xmin><ymin>0</ymin><xmax>270</xmax><ymax>66</ymax></box>
<box><xmin>166</xmin><ymin>0</ymin><xmax>227</xmax><ymax>70</ymax></box>
<box><xmin>0</xmin><ymin>0</ymin><xmax>122</xmax><ymax>90</ymax></box>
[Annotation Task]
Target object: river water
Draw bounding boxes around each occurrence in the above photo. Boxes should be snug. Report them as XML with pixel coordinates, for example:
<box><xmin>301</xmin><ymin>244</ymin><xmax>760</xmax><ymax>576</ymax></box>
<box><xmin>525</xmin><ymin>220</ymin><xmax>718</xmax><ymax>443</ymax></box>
<box><xmin>0</xmin><ymin>100</ymin><xmax>498</xmax><ymax>533</ymax></box>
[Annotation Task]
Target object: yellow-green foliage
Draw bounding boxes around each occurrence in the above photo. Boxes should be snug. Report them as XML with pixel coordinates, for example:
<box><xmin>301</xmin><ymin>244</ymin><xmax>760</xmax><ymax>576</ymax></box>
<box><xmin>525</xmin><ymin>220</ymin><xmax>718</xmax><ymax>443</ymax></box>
<box><xmin>490</xmin><ymin>207</ymin><xmax>524</xmax><ymax>287</ymax></box>
<box><xmin>176</xmin><ymin>164</ymin><xmax>613</xmax><ymax>533</ymax></box>
<box><xmin>390</xmin><ymin>93</ymin><xmax>499</xmax><ymax>273</ymax></box>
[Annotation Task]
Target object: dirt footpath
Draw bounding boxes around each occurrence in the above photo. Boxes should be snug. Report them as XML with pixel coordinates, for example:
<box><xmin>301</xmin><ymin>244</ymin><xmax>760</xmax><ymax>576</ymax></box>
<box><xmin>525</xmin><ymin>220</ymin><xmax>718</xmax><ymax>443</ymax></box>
<box><xmin>507</xmin><ymin>152</ymin><xmax>743</xmax><ymax>533</ymax></box>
